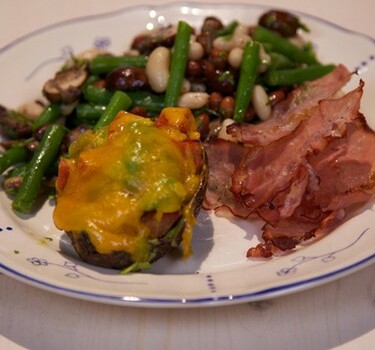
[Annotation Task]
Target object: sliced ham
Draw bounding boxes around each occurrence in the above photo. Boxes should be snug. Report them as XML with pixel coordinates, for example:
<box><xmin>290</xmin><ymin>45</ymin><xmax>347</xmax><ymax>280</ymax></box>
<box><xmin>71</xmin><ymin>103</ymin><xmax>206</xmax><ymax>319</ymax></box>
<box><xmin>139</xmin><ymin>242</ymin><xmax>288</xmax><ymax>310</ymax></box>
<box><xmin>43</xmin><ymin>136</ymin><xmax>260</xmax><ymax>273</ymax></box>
<box><xmin>203</xmin><ymin>139</ymin><xmax>253</xmax><ymax>218</ymax></box>
<box><xmin>233</xmin><ymin>81</ymin><xmax>364</xmax><ymax>218</ymax></box>
<box><xmin>203</xmin><ymin>72</ymin><xmax>375</xmax><ymax>259</ymax></box>
<box><xmin>249</xmin><ymin>119</ymin><xmax>375</xmax><ymax>257</ymax></box>
<box><xmin>227</xmin><ymin>64</ymin><xmax>351</xmax><ymax>146</ymax></box>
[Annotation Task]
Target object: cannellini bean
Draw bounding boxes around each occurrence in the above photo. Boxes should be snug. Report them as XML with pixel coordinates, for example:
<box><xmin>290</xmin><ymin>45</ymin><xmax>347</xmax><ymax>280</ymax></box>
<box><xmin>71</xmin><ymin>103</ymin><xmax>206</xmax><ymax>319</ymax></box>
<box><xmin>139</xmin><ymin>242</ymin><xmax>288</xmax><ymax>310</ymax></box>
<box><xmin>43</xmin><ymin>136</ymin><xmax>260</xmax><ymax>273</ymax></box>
<box><xmin>177</xmin><ymin>92</ymin><xmax>209</xmax><ymax>109</ymax></box>
<box><xmin>146</xmin><ymin>46</ymin><xmax>170</xmax><ymax>93</ymax></box>
<box><xmin>228</xmin><ymin>47</ymin><xmax>244</xmax><ymax>69</ymax></box>
<box><xmin>181</xmin><ymin>78</ymin><xmax>191</xmax><ymax>93</ymax></box>
<box><xmin>218</xmin><ymin>118</ymin><xmax>237</xmax><ymax>142</ymax></box>
<box><xmin>252</xmin><ymin>85</ymin><xmax>271</xmax><ymax>121</ymax></box>
<box><xmin>124</xmin><ymin>49</ymin><xmax>140</xmax><ymax>56</ymax></box>
<box><xmin>18</xmin><ymin>101</ymin><xmax>45</xmax><ymax>120</ymax></box>
<box><xmin>233</xmin><ymin>24</ymin><xmax>249</xmax><ymax>36</ymax></box>
<box><xmin>189</xmin><ymin>41</ymin><xmax>204</xmax><ymax>60</ymax></box>
<box><xmin>213</xmin><ymin>24</ymin><xmax>251</xmax><ymax>51</ymax></box>
<box><xmin>258</xmin><ymin>44</ymin><xmax>271</xmax><ymax>73</ymax></box>
<box><xmin>288</xmin><ymin>35</ymin><xmax>306</xmax><ymax>49</ymax></box>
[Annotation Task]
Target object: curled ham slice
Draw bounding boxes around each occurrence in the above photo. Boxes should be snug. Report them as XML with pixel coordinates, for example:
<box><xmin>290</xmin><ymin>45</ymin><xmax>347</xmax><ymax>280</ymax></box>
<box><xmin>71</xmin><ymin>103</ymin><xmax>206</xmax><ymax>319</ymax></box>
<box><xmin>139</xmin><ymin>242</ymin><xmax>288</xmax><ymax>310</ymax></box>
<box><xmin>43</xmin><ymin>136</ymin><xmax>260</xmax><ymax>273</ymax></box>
<box><xmin>204</xmin><ymin>74</ymin><xmax>375</xmax><ymax>258</ymax></box>
<box><xmin>233</xmin><ymin>82</ymin><xmax>364</xmax><ymax>217</ymax></box>
<box><xmin>227</xmin><ymin>64</ymin><xmax>351</xmax><ymax>146</ymax></box>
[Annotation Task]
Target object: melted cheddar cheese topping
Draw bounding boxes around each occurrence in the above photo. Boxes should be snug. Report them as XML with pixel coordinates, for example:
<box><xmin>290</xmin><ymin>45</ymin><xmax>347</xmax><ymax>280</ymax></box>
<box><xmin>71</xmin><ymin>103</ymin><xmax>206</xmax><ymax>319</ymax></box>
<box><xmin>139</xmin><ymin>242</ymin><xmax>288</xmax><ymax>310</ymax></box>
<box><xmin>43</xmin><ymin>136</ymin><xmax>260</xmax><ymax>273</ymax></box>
<box><xmin>53</xmin><ymin>107</ymin><xmax>201</xmax><ymax>262</ymax></box>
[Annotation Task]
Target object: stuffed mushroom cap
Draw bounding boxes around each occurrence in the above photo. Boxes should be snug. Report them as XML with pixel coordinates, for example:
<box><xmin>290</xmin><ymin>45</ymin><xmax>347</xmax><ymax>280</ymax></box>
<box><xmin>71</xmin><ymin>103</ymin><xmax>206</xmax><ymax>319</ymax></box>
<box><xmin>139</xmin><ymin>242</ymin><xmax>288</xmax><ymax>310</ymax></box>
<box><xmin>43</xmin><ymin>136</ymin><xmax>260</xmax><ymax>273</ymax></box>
<box><xmin>53</xmin><ymin>107</ymin><xmax>208</xmax><ymax>271</ymax></box>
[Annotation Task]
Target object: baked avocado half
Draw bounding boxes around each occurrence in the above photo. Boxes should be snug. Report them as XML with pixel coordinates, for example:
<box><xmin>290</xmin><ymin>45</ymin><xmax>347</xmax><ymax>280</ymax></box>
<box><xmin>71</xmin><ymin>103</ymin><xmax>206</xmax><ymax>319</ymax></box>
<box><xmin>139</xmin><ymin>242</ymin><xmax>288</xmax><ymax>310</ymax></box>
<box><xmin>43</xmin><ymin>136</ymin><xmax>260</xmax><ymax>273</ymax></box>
<box><xmin>53</xmin><ymin>107</ymin><xmax>208</xmax><ymax>272</ymax></box>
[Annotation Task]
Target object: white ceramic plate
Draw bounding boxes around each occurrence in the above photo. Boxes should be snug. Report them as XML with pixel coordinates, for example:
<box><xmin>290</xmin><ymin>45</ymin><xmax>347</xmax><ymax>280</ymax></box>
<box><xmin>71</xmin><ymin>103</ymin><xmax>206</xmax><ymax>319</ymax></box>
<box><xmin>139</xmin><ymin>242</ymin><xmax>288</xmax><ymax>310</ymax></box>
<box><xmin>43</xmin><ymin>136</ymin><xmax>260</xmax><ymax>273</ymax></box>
<box><xmin>0</xmin><ymin>2</ymin><xmax>374</xmax><ymax>308</ymax></box>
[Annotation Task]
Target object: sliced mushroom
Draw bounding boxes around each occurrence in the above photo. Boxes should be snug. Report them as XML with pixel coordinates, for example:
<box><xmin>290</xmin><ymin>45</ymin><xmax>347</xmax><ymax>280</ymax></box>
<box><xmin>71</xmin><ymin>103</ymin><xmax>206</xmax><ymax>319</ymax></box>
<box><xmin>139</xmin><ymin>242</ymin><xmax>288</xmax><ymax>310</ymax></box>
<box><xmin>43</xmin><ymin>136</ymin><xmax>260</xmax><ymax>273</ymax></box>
<box><xmin>196</xmin><ymin>17</ymin><xmax>224</xmax><ymax>54</ymax></box>
<box><xmin>3</xmin><ymin>175</ymin><xmax>23</xmax><ymax>195</ymax></box>
<box><xmin>43</xmin><ymin>67</ymin><xmax>88</xmax><ymax>104</ymax></box>
<box><xmin>0</xmin><ymin>105</ymin><xmax>33</xmax><ymax>139</ymax></box>
<box><xmin>131</xmin><ymin>25</ymin><xmax>177</xmax><ymax>55</ymax></box>
<box><xmin>17</xmin><ymin>100</ymin><xmax>45</xmax><ymax>121</ymax></box>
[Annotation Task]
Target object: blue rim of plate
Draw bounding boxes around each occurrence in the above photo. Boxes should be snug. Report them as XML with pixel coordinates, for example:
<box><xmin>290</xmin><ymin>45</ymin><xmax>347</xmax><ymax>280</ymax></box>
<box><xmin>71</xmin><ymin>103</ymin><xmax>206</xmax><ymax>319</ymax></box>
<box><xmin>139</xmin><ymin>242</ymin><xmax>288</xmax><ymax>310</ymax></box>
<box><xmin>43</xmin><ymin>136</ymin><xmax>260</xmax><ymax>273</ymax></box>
<box><xmin>0</xmin><ymin>2</ymin><xmax>375</xmax><ymax>307</ymax></box>
<box><xmin>1</xmin><ymin>1</ymin><xmax>374</xmax><ymax>53</ymax></box>
<box><xmin>1</xmin><ymin>253</ymin><xmax>375</xmax><ymax>307</ymax></box>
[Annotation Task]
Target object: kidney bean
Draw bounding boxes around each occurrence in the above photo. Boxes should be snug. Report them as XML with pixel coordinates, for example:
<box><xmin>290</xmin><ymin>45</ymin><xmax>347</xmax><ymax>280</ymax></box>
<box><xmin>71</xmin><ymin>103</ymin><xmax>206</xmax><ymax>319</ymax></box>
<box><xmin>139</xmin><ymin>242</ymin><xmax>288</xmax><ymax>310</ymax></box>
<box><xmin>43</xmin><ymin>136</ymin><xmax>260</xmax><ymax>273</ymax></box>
<box><xmin>186</xmin><ymin>60</ymin><xmax>203</xmax><ymax>77</ymax></box>
<box><xmin>258</xmin><ymin>10</ymin><xmax>304</xmax><ymax>38</ymax></box>
<box><xmin>195</xmin><ymin>113</ymin><xmax>210</xmax><ymax>140</ymax></box>
<box><xmin>208</xmin><ymin>92</ymin><xmax>223</xmax><ymax>111</ymax></box>
<box><xmin>130</xmin><ymin>106</ymin><xmax>148</xmax><ymax>117</ymax></box>
<box><xmin>106</xmin><ymin>67</ymin><xmax>148</xmax><ymax>90</ymax></box>
<box><xmin>244</xmin><ymin>105</ymin><xmax>256</xmax><ymax>122</ymax></box>
<box><xmin>201</xmin><ymin>60</ymin><xmax>236</xmax><ymax>95</ymax></box>
<box><xmin>208</xmin><ymin>48</ymin><xmax>228</xmax><ymax>71</ymax></box>
<box><xmin>268</xmin><ymin>88</ymin><xmax>287</xmax><ymax>106</ymax></box>
<box><xmin>219</xmin><ymin>96</ymin><xmax>235</xmax><ymax>119</ymax></box>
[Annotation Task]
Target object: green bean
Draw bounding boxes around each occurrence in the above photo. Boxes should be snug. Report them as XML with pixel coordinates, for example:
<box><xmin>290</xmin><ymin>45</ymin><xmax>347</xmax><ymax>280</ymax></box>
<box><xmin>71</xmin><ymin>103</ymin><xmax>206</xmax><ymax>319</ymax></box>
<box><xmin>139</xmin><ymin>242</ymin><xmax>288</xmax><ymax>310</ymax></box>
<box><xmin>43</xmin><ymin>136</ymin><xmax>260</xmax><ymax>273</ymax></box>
<box><xmin>83</xmin><ymin>84</ymin><xmax>113</xmax><ymax>105</ymax></box>
<box><xmin>265</xmin><ymin>64</ymin><xmax>335</xmax><ymax>86</ymax></box>
<box><xmin>32</xmin><ymin>104</ymin><xmax>61</xmax><ymax>131</ymax></box>
<box><xmin>127</xmin><ymin>91</ymin><xmax>165</xmax><ymax>113</ymax></box>
<box><xmin>268</xmin><ymin>52</ymin><xmax>297</xmax><ymax>70</ymax></box>
<box><xmin>82</xmin><ymin>75</ymin><xmax>101</xmax><ymax>90</ymax></box>
<box><xmin>76</xmin><ymin>104</ymin><xmax>105</xmax><ymax>122</ymax></box>
<box><xmin>94</xmin><ymin>91</ymin><xmax>132</xmax><ymax>131</ymax></box>
<box><xmin>217</xmin><ymin>20</ymin><xmax>239</xmax><ymax>37</ymax></box>
<box><xmin>233</xmin><ymin>41</ymin><xmax>260</xmax><ymax>123</ymax></box>
<box><xmin>90</xmin><ymin>55</ymin><xmax>148</xmax><ymax>75</ymax></box>
<box><xmin>12</xmin><ymin>124</ymin><xmax>66</xmax><ymax>213</ymax></box>
<box><xmin>253</xmin><ymin>26</ymin><xmax>318</xmax><ymax>65</ymax></box>
<box><xmin>164</xmin><ymin>20</ymin><xmax>192</xmax><ymax>107</ymax></box>
<box><xmin>0</xmin><ymin>147</ymin><xmax>29</xmax><ymax>174</ymax></box>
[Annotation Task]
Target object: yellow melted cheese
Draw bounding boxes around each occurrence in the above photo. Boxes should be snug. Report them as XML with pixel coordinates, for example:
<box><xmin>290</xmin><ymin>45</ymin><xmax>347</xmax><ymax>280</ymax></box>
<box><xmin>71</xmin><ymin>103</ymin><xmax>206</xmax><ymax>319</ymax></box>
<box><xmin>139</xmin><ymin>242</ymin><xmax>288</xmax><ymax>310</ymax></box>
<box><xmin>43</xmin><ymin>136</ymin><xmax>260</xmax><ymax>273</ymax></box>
<box><xmin>53</xmin><ymin>108</ymin><xmax>201</xmax><ymax>262</ymax></box>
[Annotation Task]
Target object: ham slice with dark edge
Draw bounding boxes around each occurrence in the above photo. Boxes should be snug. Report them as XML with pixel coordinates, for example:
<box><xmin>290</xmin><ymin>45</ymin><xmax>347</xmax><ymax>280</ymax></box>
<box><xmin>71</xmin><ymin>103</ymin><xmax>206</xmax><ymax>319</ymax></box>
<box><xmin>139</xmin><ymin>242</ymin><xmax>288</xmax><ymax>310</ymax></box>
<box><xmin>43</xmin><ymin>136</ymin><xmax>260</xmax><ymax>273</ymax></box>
<box><xmin>233</xmin><ymin>82</ymin><xmax>364</xmax><ymax>217</ymax></box>
<box><xmin>249</xmin><ymin>116</ymin><xmax>375</xmax><ymax>258</ymax></box>
<box><xmin>204</xmin><ymin>75</ymin><xmax>375</xmax><ymax>258</ymax></box>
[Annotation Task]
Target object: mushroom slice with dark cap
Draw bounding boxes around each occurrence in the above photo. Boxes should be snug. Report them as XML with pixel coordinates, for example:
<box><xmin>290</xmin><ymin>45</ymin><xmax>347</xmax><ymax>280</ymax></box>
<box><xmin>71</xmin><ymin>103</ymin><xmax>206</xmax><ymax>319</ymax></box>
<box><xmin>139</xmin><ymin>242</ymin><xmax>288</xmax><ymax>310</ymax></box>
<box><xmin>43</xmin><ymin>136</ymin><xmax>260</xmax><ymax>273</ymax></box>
<box><xmin>43</xmin><ymin>67</ymin><xmax>88</xmax><ymax>104</ymax></box>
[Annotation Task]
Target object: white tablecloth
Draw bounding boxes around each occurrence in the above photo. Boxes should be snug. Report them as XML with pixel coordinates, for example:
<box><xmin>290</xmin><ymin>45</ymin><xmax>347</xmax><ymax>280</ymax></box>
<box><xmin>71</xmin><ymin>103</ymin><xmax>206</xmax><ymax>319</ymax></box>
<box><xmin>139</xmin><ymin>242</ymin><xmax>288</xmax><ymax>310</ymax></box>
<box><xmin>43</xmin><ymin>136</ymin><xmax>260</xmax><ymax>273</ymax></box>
<box><xmin>1</xmin><ymin>1</ymin><xmax>374</xmax><ymax>349</ymax></box>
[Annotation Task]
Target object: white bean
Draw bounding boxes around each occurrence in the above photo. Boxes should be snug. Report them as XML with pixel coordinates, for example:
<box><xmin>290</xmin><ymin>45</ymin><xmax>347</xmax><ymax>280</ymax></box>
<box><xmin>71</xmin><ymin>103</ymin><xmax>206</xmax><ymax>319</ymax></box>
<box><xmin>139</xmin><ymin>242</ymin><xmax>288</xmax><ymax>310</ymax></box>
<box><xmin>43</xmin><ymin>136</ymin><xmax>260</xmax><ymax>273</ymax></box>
<box><xmin>252</xmin><ymin>85</ymin><xmax>271</xmax><ymax>121</ymax></box>
<box><xmin>18</xmin><ymin>101</ymin><xmax>45</xmax><ymax>120</ymax></box>
<box><xmin>258</xmin><ymin>44</ymin><xmax>271</xmax><ymax>73</ymax></box>
<box><xmin>177</xmin><ymin>92</ymin><xmax>209</xmax><ymax>109</ymax></box>
<box><xmin>213</xmin><ymin>36</ymin><xmax>233</xmax><ymax>51</ymax></box>
<box><xmin>228</xmin><ymin>47</ymin><xmax>243</xmax><ymax>69</ymax></box>
<box><xmin>146</xmin><ymin>46</ymin><xmax>170</xmax><ymax>93</ymax></box>
<box><xmin>189</xmin><ymin>41</ymin><xmax>204</xmax><ymax>60</ymax></box>
<box><xmin>213</xmin><ymin>24</ymin><xmax>251</xmax><ymax>51</ymax></box>
<box><xmin>181</xmin><ymin>78</ymin><xmax>191</xmax><ymax>93</ymax></box>
<box><xmin>123</xmin><ymin>49</ymin><xmax>140</xmax><ymax>57</ymax></box>
<box><xmin>288</xmin><ymin>35</ymin><xmax>306</xmax><ymax>49</ymax></box>
<box><xmin>234</xmin><ymin>24</ymin><xmax>249</xmax><ymax>36</ymax></box>
<box><xmin>218</xmin><ymin>118</ymin><xmax>237</xmax><ymax>142</ymax></box>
